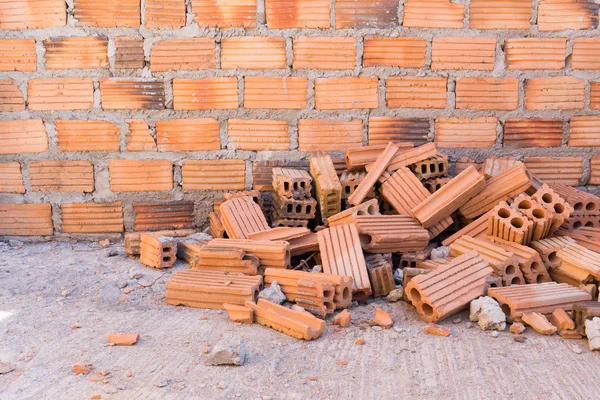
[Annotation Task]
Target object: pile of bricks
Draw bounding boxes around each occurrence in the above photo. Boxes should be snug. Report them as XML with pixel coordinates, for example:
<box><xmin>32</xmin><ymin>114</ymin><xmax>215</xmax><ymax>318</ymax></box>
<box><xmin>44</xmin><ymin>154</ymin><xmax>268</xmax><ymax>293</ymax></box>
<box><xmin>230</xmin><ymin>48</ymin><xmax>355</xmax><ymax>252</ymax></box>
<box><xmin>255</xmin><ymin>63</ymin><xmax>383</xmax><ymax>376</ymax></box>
<box><xmin>121</xmin><ymin>141</ymin><xmax>600</xmax><ymax>343</ymax></box>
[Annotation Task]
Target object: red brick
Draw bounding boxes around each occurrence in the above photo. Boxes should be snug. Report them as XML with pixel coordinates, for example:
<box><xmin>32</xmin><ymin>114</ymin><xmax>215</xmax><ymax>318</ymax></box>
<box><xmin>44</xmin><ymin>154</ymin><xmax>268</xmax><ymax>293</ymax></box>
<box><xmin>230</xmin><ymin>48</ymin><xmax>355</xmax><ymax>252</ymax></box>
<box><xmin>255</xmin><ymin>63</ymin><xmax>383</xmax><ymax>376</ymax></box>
<box><xmin>0</xmin><ymin>120</ymin><xmax>48</xmax><ymax>154</ymax></box>
<box><xmin>335</xmin><ymin>0</ymin><xmax>398</xmax><ymax>28</ymax></box>
<box><xmin>572</xmin><ymin>38</ymin><xmax>600</xmax><ymax>70</ymax></box>
<box><xmin>293</xmin><ymin>37</ymin><xmax>356</xmax><ymax>70</ymax></box>
<box><xmin>109</xmin><ymin>160</ymin><xmax>173</xmax><ymax>192</ymax></box>
<box><xmin>435</xmin><ymin>117</ymin><xmax>497</xmax><ymax>148</ymax></box>
<box><xmin>182</xmin><ymin>160</ymin><xmax>246</xmax><ymax>191</ymax></box>
<box><xmin>591</xmin><ymin>82</ymin><xmax>600</xmax><ymax>109</ymax></box>
<box><xmin>505</xmin><ymin>38</ymin><xmax>567</xmax><ymax>70</ymax></box>
<box><xmin>524</xmin><ymin>157</ymin><xmax>583</xmax><ymax>186</ymax></box>
<box><xmin>144</xmin><ymin>0</ymin><xmax>186</xmax><ymax>29</ymax></box>
<box><xmin>28</xmin><ymin>78</ymin><xmax>94</xmax><ymax>111</ymax></box>
<box><xmin>126</xmin><ymin>120</ymin><xmax>156</xmax><ymax>152</ymax></box>
<box><xmin>100</xmin><ymin>79</ymin><xmax>165</xmax><ymax>110</ymax></box>
<box><xmin>368</xmin><ymin>117</ymin><xmax>429</xmax><ymax>146</ymax></box>
<box><xmin>538</xmin><ymin>0</ymin><xmax>599</xmax><ymax>31</ymax></box>
<box><xmin>455</xmin><ymin>77</ymin><xmax>518</xmax><ymax>110</ymax></box>
<box><xmin>363</xmin><ymin>37</ymin><xmax>426</xmax><ymax>68</ymax></box>
<box><xmin>591</xmin><ymin>156</ymin><xmax>600</xmax><ymax>185</ymax></box>
<box><xmin>386</xmin><ymin>76</ymin><xmax>447</xmax><ymax>109</ymax></box>
<box><xmin>192</xmin><ymin>0</ymin><xmax>256</xmax><ymax>28</ymax></box>
<box><xmin>74</xmin><ymin>0</ymin><xmax>140</xmax><ymax>27</ymax></box>
<box><xmin>469</xmin><ymin>0</ymin><xmax>531</xmax><ymax>29</ymax></box>
<box><xmin>30</xmin><ymin>160</ymin><xmax>94</xmax><ymax>192</ymax></box>
<box><xmin>221</xmin><ymin>37</ymin><xmax>286</xmax><ymax>69</ymax></box>
<box><xmin>431</xmin><ymin>37</ymin><xmax>495</xmax><ymax>70</ymax></box>
<box><xmin>524</xmin><ymin>77</ymin><xmax>584</xmax><ymax>110</ymax></box>
<box><xmin>298</xmin><ymin>119</ymin><xmax>363</xmax><ymax>152</ymax></box>
<box><xmin>228</xmin><ymin>119</ymin><xmax>290</xmax><ymax>151</ymax></box>
<box><xmin>0</xmin><ymin>204</ymin><xmax>53</xmax><ymax>236</ymax></box>
<box><xmin>265</xmin><ymin>0</ymin><xmax>330</xmax><ymax>28</ymax></box>
<box><xmin>315</xmin><ymin>77</ymin><xmax>378</xmax><ymax>110</ymax></box>
<box><xmin>0</xmin><ymin>0</ymin><xmax>65</xmax><ymax>30</ymax></box>
<box><xmin>156</xmin><ymin>118</ymin><xmax>220</xmax><ymax>151</ymax></box>
<box><xmin>0</xmin><ymin>162</ymin><xmax>25</xmax><ymax>194</ymax></box>
<box><xmin>61</xmin><ymin>202</ymin><xmax>124</xmax><ymax>233</ymax></box>
<box><xmin>150</xmin><ymin>38</ymin><xmax>216</xmax><ymax>72</ymax></box>
<box><xmin>0</xmin><ymin>79</ymin><xmax>25</xmax><ymax>112</ymax></box>
<box><xmin>403</xmin><ymin>0</ymin><xmax>465</xmax><ymax>28</ymax></box>
<box><xmin>504</xmin><ymin>119</ymin><xmax>563</xmax><ymax>148</ymax></box>
<box><xmin>0</xmin><ymin>39</ymin><xmax>36</xmax><ymax>72</ymax></box>
<box><xmin>114</xmin><ymin>37</ymin><xmax>145</xmax><ymax>69</ymax></box>
<box><xmin>56</xmin><ymin>120</ymin><xmax>119</xmax><ymax>152</ymax></box>
<box><xmin>568</xmin><ymin>116</ymin><xmax>600</xmax><ymax>147</ymax></box>
<box><xmin>173</xmin><ymin>78</ymin><xmax>238</xmax><ymax>110</ymax></box>
<box><xmin>244</xmin><ymin>77</ymin><xmax>308</xmax><ymax>109</ymax></box>
<box><xmin>44</xmin><ymin>37</ymin><xmax>108</xmax><ymax>70</ymax></box>
<box><xmin>133</xmin><ymin>202</ymin><xmax>195</xmax><ymax>231</ymax></box>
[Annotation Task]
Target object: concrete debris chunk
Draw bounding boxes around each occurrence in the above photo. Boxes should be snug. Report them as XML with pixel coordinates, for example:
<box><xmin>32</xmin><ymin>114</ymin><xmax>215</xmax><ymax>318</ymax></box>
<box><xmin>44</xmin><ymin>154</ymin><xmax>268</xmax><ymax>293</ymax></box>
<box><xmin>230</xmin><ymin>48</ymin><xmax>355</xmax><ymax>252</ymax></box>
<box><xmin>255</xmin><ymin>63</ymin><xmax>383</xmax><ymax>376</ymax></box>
<box><xmin>205</xmin><ymin>340</ymin><xmax>247</xmax><ymax>366</ymax></box>
<box><xmin>470</xmin><ymin>297</ymin><xmax>507</xmax><ymax>331</ymax></box>
<box><xmin>258</xmin><ymin>280</ymin><xmax>286</xmax><ymax>305</ymax></box>
<box><xmin>385</xmin><ymin>287</ymin><xmax>404</xmax><ymax>302</ymax></box>
<box><xmin>585</xmin><ymin>318</ymin><xmax>600</xmax><ymax>351</ymax></box>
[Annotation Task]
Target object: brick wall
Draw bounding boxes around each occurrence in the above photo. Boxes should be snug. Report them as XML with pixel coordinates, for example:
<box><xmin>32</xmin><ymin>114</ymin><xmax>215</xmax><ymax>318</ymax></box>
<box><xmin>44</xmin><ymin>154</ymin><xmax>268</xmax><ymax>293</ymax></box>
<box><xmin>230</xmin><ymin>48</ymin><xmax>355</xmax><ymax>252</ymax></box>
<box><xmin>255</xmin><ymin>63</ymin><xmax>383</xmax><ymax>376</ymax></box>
<box><xmin>1</xmin><ymin>0</ymin><xmax>600</xmax><ymax>236</ymax></box>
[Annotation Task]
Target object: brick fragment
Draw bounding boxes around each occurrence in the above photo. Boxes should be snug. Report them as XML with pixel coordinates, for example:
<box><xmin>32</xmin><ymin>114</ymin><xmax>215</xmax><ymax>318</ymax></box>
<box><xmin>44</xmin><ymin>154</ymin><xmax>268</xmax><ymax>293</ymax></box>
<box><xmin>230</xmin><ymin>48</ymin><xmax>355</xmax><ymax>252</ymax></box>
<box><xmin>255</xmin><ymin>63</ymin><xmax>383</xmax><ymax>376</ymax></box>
<box><xmin>292</xmin><ymin>37</ymin><xmax>356</xmax><ymax>70</ymax></box>
<box><xmin>522</xmin><ymin>312</ymin><xmax>557</xmax><ymax>335</ymax></box>
<box><xmin>524</xmin><ymin>157</ymin><xmax>582</xmax><ymax>186</ymax></box>
<box><xmin>572</xmin><ymin>38</ymin><xmax>600</xmax><ymax>69</ymax></box>
<box><xmin>61</xmin><ymin>202</ymin><xmax>124</xmax><ymax>233</ymax></box>
<box><xmin>0</xmin><ymin>39</ymin><xmax>36</xmax><ymax>71</ymax></box>
<box><xmin>244</xmin><ymin>76</ymin><xmax>307</xmax><ymax>109</ymax></box>
<box><xmin>126</xmin><ymin>120</ymin><xmax>156</xmax><ymax>152</ymax></box>
<box><xmin>167</xmin><ymin>270</ymin><xmax>262</xmax><ymax>308</ymax></box>
<box><xmin>365</xmin><ymin>254</ymin><xmax>395</xmax><ymax>297</ymax></box>
<box><xmin>332</xmin><ymin>310</ymin><xmax>351</xmax><ymax>327</ymax></box>
<box><xmin>435</xmin><ymin>117</ymin><xmax>497</xmax><ymax>148</ymax></box>
<box><xmin>190</xmin><ymin>245</ymin><xmax>258</xmax><ymax>275</ymax></box>
<box><xmin>363</xmin><ymin>37</ymin><xmax>426</xmax><ymax>68</ymax></box>
<box><xmin>310</xmin><ymin>153</ymin><xmax>343</xmax><ymax>221</ymax></box>
<box><xmin>480</xmin><ymin>157</ymin><xmax>520</xmax><ymax>179</ymax></box>
<box><xmin>246</xmin><ymin>299</ymin><xmax>325</xmax><ymax>340</ymax></box>
<box><xmin>0</xmin><ymin>0</ymin><xmax>65</xmax><ymax>30</ymax></box>
<box><xmin>405</xmin><ymin>251</ymin><xmax>493</xmax><ymax>322</ymax></box>
<box><xmin>182</xmin><ymin>160</ymin><xmax>245</xmax><ymax>191</ymax></box>
<box><xmin>265</xmin><ymin>0</ymin><xmax>329</xmax><ymax>28</ymax></box>
<box><xmin>422</xmin><ymin>177</ymin><xmax>451</xmax><ymax>194</ymax></box>
<box><xmin>504</xmin><ymin>118</ymin><xmax>563</xmax><ymax>148</ymax></box>
<box><xmin>455</xmin><ymin>77</ymin><xmax>518</xmax><ymax>110</ymax></box>
<box><xmin>0</xmin><ymin>79</ymin><xmax>25</xmax><ymax>112</ymax></box>
<box><xmin>125</xmin><ymin>229</ymin><xmax>195</xmax><ymax>256</ymax></box>
<box><xmin>335</xmin><ymin>0</ymin><xmax>398</xmax><ymax>28</ymax></box>
<box><xmin>386</xmin><ymin>77</ymin><xmax>447</xmax><ymax>109</ymax></box>
<box><xmin>114</xmin><ymin>37</ymin><xmax>145</xmax><ymax>69</ymax></box>
<box><xmin>209</xmin><ymin>211</ymin><xmax>226</xmax><ymax>239</ymax></box>
<box><xmin>141</xmin><ymin>235</ymin><xmax>177</xmax><ymax>268</ymax></box>
<box><xmin>224</xmin><ymin>303</ymin><xmax>254</xmax><ymax>324</ymax></box>
<box><xmin>30</xmin><ymin>160</ymin><xmax>94</xmax><ymax>192</ymax></box>
<box><xmin>28</xmin><ymin>78</ymin><xmax>94</xmax><ymax>111</ymax></box>
<box><xmin>592</xmin><ymin>156</ymin><xmax>600</xmax><ymax>185</ymax></box>
<box><xmin>100</xmin><ymin>79</ymin><xmax>165</xmax><ymax>110</ymax></box>
<box><xmin>0</xmin><ymin>163</ymin><xmax>24</xmax><ymax>194</ymax></box>
<box><xmin>107</xmin><ymin>333</ymin><xmax>139</xmax><ymax>346</ymax></box>
<box><xmin>469</xmin><ymin>0</ymin><xmax>531</xmax><ymax>29</ymax></box>
<box><xmin>538</xmin><ymin>0</ymin><xmax>599</xmax><ymax>31</ymax></box>
<box><xmin>220</xmin><ymin>197</ymin><xmax>270</xmax><ymax>240</ymax></box>
<box><xmin>355</xmin><ymin>215</ymin><xmax>430</xmax><ymax>253</ymax></box>
<box><xmin>568</xmin><ymin>116</ymin><xmax>600</xmax><ymax>147</ymax></box>
<box><xmin>403</xmin><ymin>0</ymin><xmax>464</xmax><ymax>28</ymax></box>
<box><xmin>525</xmin><ymin>77</ymin><xmax>584</xmax><ymax>110</ymax></box>
<box><xmin>298</xmin><ymin>119</ymin><xmax>363</xmax><ymax>152</ymax></box>
<box><xmin>252</xmin><ymin>160</ymin><xmax>309</xmax><ymax>191</ymax></box>
<box><xmin>0</xmin><ymin>120</ymin><xmax>47</xmax><ymax>155</ymax></box>
<box><xmin>592</xmin><ymin>82</ymin><xmax>600</xmax><ymax>109</ymax></box>
<box><xmin>56</xmin><ymin>120</ymin><xmax>119</xmax><ymax>152</ymax></box>
<box><xmin>315</xmin><ymin>77</ymin><xmax>377</xmax><ymax>110</ymax></box>
<box><xmin>327</xmin><ymin>199</ymin><xmax>380</xmax><ymax>227</ymax></box>
<box><xmin>74</xmin><ymin>0</ymin><xmax>140</xmax><ymax>27</ymax></box>
<box><xmin>264</xmin><ymin>270</ymin><xmax>336</xmax><ymax>316</ymax></box>
<box><xmin>109</xmin><ymin>160</ymin><xmax>173</xmax><ymax>192</ymax></box>
<box><xmin>228</xmin><ymin>119</ymin><xmax>289</xmax><ymax>151</ymax></box>
<box><xmin>133</xmin><ymin>202</ymin><xmax>194</xmax><ymax>232</ymax></box>
<box><xmin>145</xmin><ymin>0</ymin><xmax>186</xmax><ymax>28</ymax></box>
<box><xmin>156</xmin><ymin>118</ymin><xmax>220</xmax><ymax>151</ymax></box>
<box><xmin>553</xmin><ymin>243</ymin><xmax>600</xmax><ymax>285</ymax></box>
<box><xmin>222</xmin><ymin>37</ymin><xmax>286</xmax><ymax>69</ymax></box>
<box><xmin>0</xmin><ymin>204</ymin><xmax>53</xmax><ymax>236</ymax></box>
<box><xmin>551</xmin><ymin>308</ymin><xmax>575</xmax><ymax>331</ymax></box>
<box><xmin>431</xmin><ymin>37</ymin><xmax>495</xmax><ymax>70</ymax></box>
<box><xmin>192</xmin><ymin>0</ymin><xmax>256</xmax><ymax>28</ymax></box>
<box><xmin>44</xmin><ymin>37</ymin><xmax>108</xmax><ymax>70</ymax></box>
<box><xmin>505</xmin><ymin>38</ymin><xmax>566</xmax><ymax>70</ymax></box>
<box><xmin>150</xmin><ymin>39</ymin><xmax>216</xmax><ymax>72</ymax></box>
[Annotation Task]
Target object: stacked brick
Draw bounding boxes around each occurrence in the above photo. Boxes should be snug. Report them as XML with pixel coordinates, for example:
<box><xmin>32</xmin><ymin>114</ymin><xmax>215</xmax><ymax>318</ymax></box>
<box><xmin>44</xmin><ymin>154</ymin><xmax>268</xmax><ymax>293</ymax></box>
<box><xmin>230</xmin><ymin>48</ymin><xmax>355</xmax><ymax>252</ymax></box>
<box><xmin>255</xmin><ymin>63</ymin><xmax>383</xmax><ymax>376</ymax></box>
<box><xmin>271</xmin><ymin>168</ymin><xmax>317</xmax><ymax>228</ymax></box>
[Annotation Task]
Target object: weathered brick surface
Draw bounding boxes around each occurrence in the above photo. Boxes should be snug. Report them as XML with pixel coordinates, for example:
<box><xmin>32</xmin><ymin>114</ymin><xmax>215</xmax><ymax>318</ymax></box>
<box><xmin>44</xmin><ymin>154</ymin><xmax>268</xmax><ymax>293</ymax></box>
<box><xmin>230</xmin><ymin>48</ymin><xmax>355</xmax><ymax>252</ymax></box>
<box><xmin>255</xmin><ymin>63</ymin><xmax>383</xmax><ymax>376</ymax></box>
<box><xmin>150</xmin><ymin>39</ymin><xmax>216</xmax><ymax>72</ymax></box>
<box><xmin>222</xmin><ymin>37</ymin><xmax>286</xmax><ymax>69</ymax></box>
<box><xmin>335</xmin><ymin>0</ymin><xmax>398</xmax><ymax>29</ymax></box>
<box><xmin>0</xmin><ymin>0</ymin><xmax>65</xmax><ymax>30</ymax></box>
<box><xmin>386</xmin><ymin>77</ymin><xmax>447</xmax><ymax>109</ymax></box>
<box><xmin>192</xmin><ymin>0</ymin><xmax>256</xmax><ymax>28</ymax></box>
<box><xmin>61</xmin><ymin>202</ymin><xmax>124</xmax><ymax>233</ymax></box>
<box><xmin>182</xmin><ymin>160</ymin><xmax>245</xmax><ymax>191</ymax></box>
<box><xmin>156</xmin><ymin>118</ymin><xmax>220</xmax><ymax>151</ymax></box>
<box><xmin>29</xmin><ymin>160</ymin><xmax>94</xmax><ymax>192</ymax></box>
<box><xmin>469</xmin><ymin>0</ymin><xmax>531</xmax><ymax>29</ymax></box>
<box><xmin>0</xmin><ymin>204</ymin><xmax>53</xmax><ymax>236</ymax></box>
<box><xmin>28</xmin><ymin>78</ymin><xmax>94</xmax><ymax>110</ymax></box>
<box><xmin>56</xmin><ymin>120</ymin><xmax>119</xmax><ymax>152</ymax></box>
<box><xmin>293</xmin><ymin>37</ymin><xmax>356</xmax><ymax>70</ymax></box>
<box><xmin>228</xmin><ymin>119</ymin><xmax>290</xmax><ymax>150</ymax></box>
<box><xmin>524</xmin><ymin>157</ymin><xmax>583</xmax><ymax>186</ymax></box>
<box><xmin>363</xmin><ymin>37</ymin><xmax>426</xmax><ymax>68</ymax></box>
<box><xmin>114</xmin><ymin>37</ymin><xmax>145</xmax><ymax>69</ymax></box>
<box><xmin>109</xmin><ymin>160</ymin><xmax>172</xmax><ymax>192</ymax></box>
<box><xmin>0</xmin><ymin>79</ymin><xmax>25</xmax><ymax>111</ymax></box>
<box><xmin>525</xmin><ymin>77</ymin><xmax>585</xmax><ymax>110</ymax></box>
<box><xmin>298</xmin><ymin>119</ymin><xmax>362</xmax><ymax>151</ymax></box>
<box><xmin>133</xmin><ymin>202</ymin><xmax>195</xmax><ymax>231</ymax></box>
<box><xmin>265</xmin><ymin>0</ymin><xmax>330</xmax><ymax>28</ymax></box>
<box><xmin>245</xmin><ymin>77</ymin><xmax>307</xmax><ymax>109</ymax></box>
<box><xmin>403</xmin><ymin>0</ymin><xmax>464</xmax><ymax>28</ymax></box>
<box><xmin>435</xmin><ymin>117</ymin><xmax>497</xmax><ymax>148</ymax></box>
<box><xmin>368</xmin><ymin>117</ymin><xmax>428</xmax><ymax>145</ymax></box>
<box><xmin>74</xmin><ymin>0</ymin><xmax>140</xmax><ymax>27</ymax></box>
<box><xmin>100</xmin><ymin>79</ymin><xmax>165</xmax><ymax>110</ymax></box>
<box><xmin>0</xmin><ymin>120</ymin><xmax>47</xmax><ymax>154</ymax></box>
<box><xmin>505</xmin><ymin>39</ymin><xmax>567</xmax><ymax>70</ymax></box>
<box><xmin>431</xmin><ymin>37</ymin><xmax>495</xmax><ymax>70</ymax></box>
<box><xmin>44</xmin><ymin>37</ymin><xmax>108</xmax><ymax>70</ymax></box>
<box><xmin>504</xmin><ymin>119</ymin><xmax>563</xmax><ymax>148</ymax></box>
<box><xmin>0</xmin><ymin>163</ymin><xmax>25</xmax><ymax>194</ymax></box>
<box><xmin>126</xmin><ymin>120</ymin><xmax>156</xmax><ymax>152</ymax></box>
<box><xmin>145</xmin><ymin>0</ymin><xmax>186</xmax><ymax>29</ymax></box>
<box><xmin>455</xmin><ymin>78</ymin><xmax>518</xmax><ymax>110</ymax></box>
<box><xmin>0</xmin><ymin>39</ymin><xmax>36</xmax><ymax>72</ymax></box>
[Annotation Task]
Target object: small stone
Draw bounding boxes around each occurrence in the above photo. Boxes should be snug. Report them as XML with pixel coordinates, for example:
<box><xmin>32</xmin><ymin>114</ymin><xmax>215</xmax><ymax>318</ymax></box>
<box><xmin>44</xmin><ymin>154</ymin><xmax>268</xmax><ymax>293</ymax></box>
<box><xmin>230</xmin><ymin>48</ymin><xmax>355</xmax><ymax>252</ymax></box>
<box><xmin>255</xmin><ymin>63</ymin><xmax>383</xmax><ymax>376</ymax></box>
<box><xmin>431</xmin><ymin>246</ymin><xmax>450</xmax><ymax>260</ymax></box>
<box><xmin>0</xmin><ymin>362</ymin><xmax>15</xmax><ymax>375</ymax></box>
<box><xmin>452</xmin><ymin>318</ymin><xmax>462</xmax><ymax>324</ymax></box>
<box><xmin>393</xmin><ymin>326</ymin><xmax>403</xmax><ymax>333</ymax></box>
<box><xmin>385</xmin><ymin>288</ymin><xmax>403</xmax><ymax>303</ymax></box>
<box><xmin>61</xmin><ymin>290</ymin><xmax>70</xmax><ymax>297</ymax></box>
<box><xmin>123</xmin><ymin>287</ymin><xmax>134</xmax><ymax>295</ymax></box>
<box><xmin>8</xmin><ymin>239</ymin><xmax>24</xmax><ymax>248</ymax></box>
<box><xmin>393</xmin><ymin>269</ymin><xmax>403</xmax><ymax>284</ymax></box>
<box><xmin>513</xmin><ymin>335</ymin><xmax>526</xmax><ymax>343</ymax></box>
<box><xmin>585</xmin><ymin>317</ymin><xmax>600</xmax><ymax>351</ymax></box>
<box><xmin>425</xmin><ymin>323</ymin><xmax>450</xmax><ymax>337</ymax></box>
<box><xmin>372</xmin><ymin>309</ymin><xmax>393</xmax><ymax>329</ymax></box>
<box><xmin>470</xmin><ymin>296</ymin><xmax>506</xmax><ymax>331</ymax></box>
<box><xmin>72</xmin><ymin>362</ymin><xmax>92</xmax><ymax>375</ymax></box>
<box><xmin>491</xmin><ymin>331</ymin><xmax>499</xmax><ymax>338</ymax></box>
<box><xmin>129</xmin><ymin>267</ymin><xmax>143</xmax><ymax>280</ymax></box>
<box><xmin>311</xmin><ymin>265</ymin><xmax>322</xmax><ymax>273</ymax></box>
<box><xmin>572</xmin><ymin>345</ymin><xmax>583</xmax><ymax>354</ymax></box>
<box><xmin>332</xmin><ymin>310</ymin><xmax>351</xmax><ymax>328</ymax></box>
<box><xmin>107</xmin><ymin>250</ymin><xmax>119</xmax><ymax>257</ymax></box>
<box><xmin>99</xmin><ymin>239</ymin><xmax>110</xmax><ymax>248</ymax></box>
<box><xmin>156</xmin><ymin>379</ymin><xmax>171</xmax><ymax>388</ymax></box>
<box><xmin>371</xmin><ymin>326</ymin><xmax>383</xmax><ymax>332</ymax></box>
<box><xmin>116</xmin><ymin>280</ymin><xmax>127</xmax><ymax>289</ymax></box>
<box><xmin>509</xmin><ymin>322</ymin><xmax>526</xmax><ymax>334</ymax></box>
<box><xmin>308</xmin><ymin>376</ymin><xmax>318</xmax><ymax>381</ymax></box>
<box><xmin>355</xmin><ymin>338</ymin><xmax>364</xmax><ymax>345</ymax></box>
<box><xmin>205</xmin><ymin>340</ymin><xmax>247</xmax><ymax>366</ymax></box>
<box><xmin>258</xmin><ymin>281</ymin><xmax>286</xmax><ymax>305</ymax></box>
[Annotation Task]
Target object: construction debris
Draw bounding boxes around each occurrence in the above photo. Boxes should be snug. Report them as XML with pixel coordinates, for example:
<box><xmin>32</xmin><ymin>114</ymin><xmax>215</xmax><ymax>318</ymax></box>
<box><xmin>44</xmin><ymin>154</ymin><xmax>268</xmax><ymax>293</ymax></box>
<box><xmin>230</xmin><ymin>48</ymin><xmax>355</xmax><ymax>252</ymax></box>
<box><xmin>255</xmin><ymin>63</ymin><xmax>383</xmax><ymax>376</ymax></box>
<box><xmin>372</xmin><ymin>309</ymin><xmax>393</xmax><ymax>328</ymax></box>
<box><xmin>522</xmin><ymin>312</ymin><xmax>557</xmax><ymax>335</ymax></box>
<box><xmin>469</xmin><ymin>297</ymin><xmax>506</xmax><ymax>331</ymax></box>
<box><xmin>258</xmin><ymin>280</ymin><xmax>286</xmax><ymax>305</ymax></box>
<box><xmin>332</xmin><ymin>310</ymin><xmax>351</xmax><ymax>327</ymax></box>
<box><xmin>107</xmin><ymin>333</ymin><xmax>139</xmax><ymax>346</ymax></box>
<box><xmin>585</xmin><ymin>318</ymin><xmax>600</xmax><ymax>351</ymax></box>
<box><xmin>205</xmin><ymin>340</ymin><xmax>247</xmax><ymax>366</ymax></box>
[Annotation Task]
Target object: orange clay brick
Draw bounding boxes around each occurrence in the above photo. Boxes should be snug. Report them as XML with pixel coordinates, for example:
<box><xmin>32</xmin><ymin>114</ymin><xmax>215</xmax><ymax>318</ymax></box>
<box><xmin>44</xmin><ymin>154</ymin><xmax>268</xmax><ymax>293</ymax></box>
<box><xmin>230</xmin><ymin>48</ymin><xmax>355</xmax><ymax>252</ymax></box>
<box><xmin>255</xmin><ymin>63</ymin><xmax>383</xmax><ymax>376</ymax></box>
<box><xmin>150</xmin><ymin>38</ymin><xmax>216</xmax><ymax>72</ymax></box>
<box><xmin>315</xmin><ymin>77</ymin><xmax>378</xmax><ymax>110</ymax></box>
<box><xmin>227</xmin><ymin>119</ymin><xmax>290</xmax><ymax>151</ymax></box>
<box><xmin>100</xmin><ymin>79</ymin><xmax>165</xmax><ymax>110</ymax></box>
<box><xmin>61</xmin><ymin>202</ymin><xmax>124</xmax><ymax>233</ymax></box>
<box><xmin>74</xmin><ymin>0</ymin><xmax>140</xmax><ymax>27</ymax></box>
<box><xmin>524</xmin><ymin>77</ymin><xmax>584</xmax><ymax>110</ymax></box>
<box><xmin>156</xmin><ymin>118</ymin><xmax>220</xmax><ymax>151</ymax></box>
<box><xmin>44</xmin><ymin>37</ymin><xmax>108</xmax><ymax>70</ymax></box>
<box><xmin>0</xmin><ymin>120</ymin><xmax>47</xmax><ymax>154</ymax></box>
<box><xmin>403</xmin><ymin>0</ymin><xmax>464</xmax><ymax>28</ymax></box>
<box><xmin>504</xmin><ymin>119</ymin><xmax>563</xmax><ymax>148</ymax></box>
<box><xmin>222</xmin><ymin>37</ymin><xmax>286</xmax><ymax>69</ymax></box>
<box><xmin>182</xmin><ymin>160</ymin><xmax>246</xmax><ymax>191</ymax></box>
<box><xmin>173</xmin><ymin>78</ymin><xmax>238</xmax><ymax>110</ymax></box>
<box><xmin>572</xmin><ymin>38</ymin><xmax>600</xmax><ymax>70</ymax></box>
<box><xmin>298</xmin><ymin>119</ymin><xmax>363</xmax><ymax>152</ymax></box>
<box><xmin>335</xmin><ymin>0</ymin><xmax>398</xmax><ymax>28</ymax></box>
<box><xmin>469</xmin><ymin>0</ymin><xmax>531</xmax><ymax>29</ymax></box>
<box><xmin>362</xmin><ymin>37</ymin><xmax>426</xmax><ymax>68</ymax></box>
<box><xmin>524</xmin><ymin>157</ymin><xmax>583</xmax><ymax>186</ymax></box>
<box><xmin>133</xmin><ymin>202</ymin><xmax>195</xmax><ymax>231</ymax></box>
<box><xmin>144</xmin><ymin>0</ymin><xmax>186</xmax><ymax>29</ymax></box>
<box><xmin>591</xmin><ymin>156</ymin><xmax>600</xmax><ymax>185</ymax></box>
<box><xmin>192</xmin><ymin>0</ymin><xmax>256</xmax><ymax>28</ymax></box>
<box><xmin>252</xmin><ymin>160</ymin><xmax>309</xmax><ymax>191</ymax></box>
<box><xmin>431</xmin><ymin>37</ymin><xmax>495</xmax><ymax>70</ymax></box>
<box><xmin>538</xmin><ymin>0</ymin><xmax>599</xmax><ymax>31</ymax></box>
<box><xmin>109</xmin><ymin>160</ymin><xmax>172</xmax><ymax>192</ymax></box>
<box><xmin>0</xmin><ymin>0</ymin><xmax>65</xmax><ymax>30</ymax></box>
<box><xmin>505</xmin><ymin>38</ymin><xmax>567</xmax><ymax>70</ymax></box>
<box><xmin>0</xmin><ymin>39</ymin><xmax>36</xmax><ymax>72</ymax></box>
<box><xmin>386</xmin><ymin>77</ymin><xmax>447</xmax><ymax>109</ymax></box>
<box><xmin>56</xmin><ymin>120</ymin><xmax>119</xmax><ymax>152</ymax></box>
<box><xmin>292</xmin><ymin>37</ymin><xmax>356</xmax><ymax>70</ymax></box>
<box><xmin>455</xmin><ymin>77</ymin><xmax>518</xmax><ymax>110</ymax></box>
<box><xmin>0</xmin><ymin>163</ymin><xmax>25</xmax><ymax>194</ymax></box>
<box><xmin>114</xmin><ymin>37</ymin><xmax>145</xmax><ymax>69</ymax></box>
<box><xmin>0</xmin><ymin>79</ymin><xmax>25</xmax><ymax>112</ymax></box>
<box><xmin>28</xmin><ymin>78</ymin><xmax>93</xmax><ymax>111</ymax></box>
<box><xmin>368</xmin><ymin>117</ymin><xmax>429</xmax><ymax>146</ymax></box>
<box><xmin>265</xmin><ymin>0</ymin><xmax>330</xmax><ymax>28</ymax></box>
<box><xmin>244</xmin><ymin>76</ymin><xmax>307</xmax><ymax>109</ymax></box>
<box><xmin>592</xmin><ymin>82</ymin><xmax>600</xmax><ymax>109</ymax></box>
<box><xmin>126</xmin><ymin>120</ymin><xmax>156</xmax><ymax>152</ymax></box>
<box><xmin>569</xmin><ymin>116</ymin><xmax>600</xmax><ymax>147</ymax></box>
<box><xmin>29</xmin><ymin>160</ymin><xmax>94</xmax><ymax>192</ymax></box>
<box><xmin>434</xmin><ymin>117</ymin><xmax>497</xmax><ymax>148</ymax></box>
<box><xmin>0</xmin><ymin>204</ymin><xmax>53</xmax><ymax>236</ymax></box>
